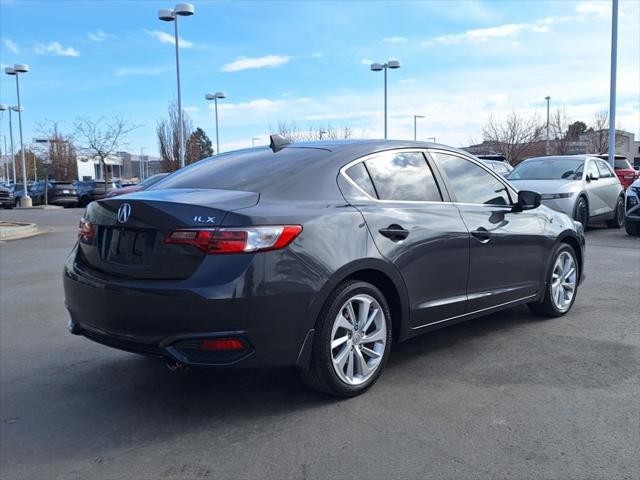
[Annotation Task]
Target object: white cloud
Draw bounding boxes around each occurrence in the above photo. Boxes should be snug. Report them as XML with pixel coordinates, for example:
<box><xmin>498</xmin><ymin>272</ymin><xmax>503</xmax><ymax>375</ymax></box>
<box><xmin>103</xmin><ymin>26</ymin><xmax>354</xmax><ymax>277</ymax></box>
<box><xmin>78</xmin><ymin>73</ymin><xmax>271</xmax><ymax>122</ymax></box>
<box><xmin>576</xmin><ymin>1</ymin><xmax>609</xmax><ymax>18</ymax></box>
<box><xmin>311</xmin><ymin>52</ymin><xmax>323</xmax><ymax>59</ymax></box>
<box><xmin>3</xmin><ymin>38</ymin><xmax>19</xmax><ymax>54</ymax></box>
<box><xmin>88</xmin><ymin>30</ymin><xmax>116</xmax><ymax>42</ymax></box>
<box><xmin>398</xmin><ymin>78</ymin><xmax>416</xmax><ymax>85</ymax></box>
<box><xmin>382</xmin><ymin>36</ymin><xmax>408</xmax><ymax>44</ymax></box>
<box><xmin>422</xmin><ymin>16</ymin><xmax>572</xmax><ymax>45</ymax></box>
<box><xmin>34</xmin><ymin>41</ymin><xmax>79</xmax><ymax>57</ymax></box>
<box><xmin>144</xmin><ymin>29</ymin><xmax>194</xmax><ymax>48</ymax></box>
<box><xmin>361</xmin><ymin>58</ymin><xmax>373</xmax><ymax>65</ymax></box>
<box><xmin>116</xmin><ymin>66</ymin><xmax>169</xmax><ymax>77</ymax></box>
<box><xmin>221</xmin><ymin>55</ymin><xmax>291</xmax><ymax>72</ymax></box>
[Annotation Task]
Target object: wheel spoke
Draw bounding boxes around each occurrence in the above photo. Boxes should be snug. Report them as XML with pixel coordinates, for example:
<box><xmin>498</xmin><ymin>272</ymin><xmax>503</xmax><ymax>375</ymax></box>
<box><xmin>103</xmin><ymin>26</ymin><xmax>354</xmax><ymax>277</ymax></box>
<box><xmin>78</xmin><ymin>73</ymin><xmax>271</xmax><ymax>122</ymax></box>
<box><xmin>335</xmin><ymin>313</ymin><xmax>353</xmax><ymax>333</ymax></box>
<box><xmin>357</xmin><ymin>298</ymin><xmax>371</xmax><ymax>328</ymax></box>
<box><xmin>362</xmin><ymin>328</ymin><xmax>385</xmax><ymax>344</ymax></box>
<box><xmin>332</xmin><ymin>335</ymin><xmax>349</xmax><ymax>350</ymax></box>
<box><xmin>362</xmin><ymin>307</ymin><xmax>379</xmax><ymax>334</ymax></box>
<box><xmin>335</xmin><ymin>345</ymin><xmax>349</xmax><ymax>370</ymax></box>
<box><xmin>360</xmin><ymin>345</ymin><xmax>381</xmax><ymax>359</ymax></box>
<box><xmin>354</xmin><ymin>347</ymin><xmax>370</xmax><ymax>376</ymax></box>
<box><xmin>346</xmin><ymin>350</ymin><xmax>355</xmax><ymax>379</ymax></box>
<box><xmin>564</xmin><ymin>267</ymin><xmax>576</xmax><ymax>281</ymax></box>
<box><xmin>346</xmin><ymin>302</ymin><xmax>357</xmax><ymax>327</ymax></box>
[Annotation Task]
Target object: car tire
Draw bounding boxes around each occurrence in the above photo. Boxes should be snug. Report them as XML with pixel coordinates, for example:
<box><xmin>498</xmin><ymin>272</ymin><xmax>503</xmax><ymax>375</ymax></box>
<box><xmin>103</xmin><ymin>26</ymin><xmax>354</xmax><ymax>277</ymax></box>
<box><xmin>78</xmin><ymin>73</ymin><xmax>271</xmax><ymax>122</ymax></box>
<box><xmin>573</xmin><ymin>196</ymin><xmax>589</xmax><ymax>228</ymax></box>
<box><xmin>605</xmin><ymin>196</ymin><xmax>625</xmax><ymax>229</ymax></box>
<box><xmin>528</xmin><ymin>243</ymin><xmax>579</xmax><ymax>318</ymax></box>
<box><xmin>625</xmin><ymin>221</ymin><xmax>640</xmax><ymax>236</ymax></box>
<box><xmin>300</xmin><ymin>280</ymin><xmax>393</xmax><ymax>397</ymax></box>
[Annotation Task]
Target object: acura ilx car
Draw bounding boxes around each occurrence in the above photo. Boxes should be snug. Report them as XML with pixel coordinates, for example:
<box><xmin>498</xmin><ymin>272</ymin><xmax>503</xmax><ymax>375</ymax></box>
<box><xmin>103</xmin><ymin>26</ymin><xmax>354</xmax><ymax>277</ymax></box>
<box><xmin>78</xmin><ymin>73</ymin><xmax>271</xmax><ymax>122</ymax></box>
<box><xmin>507</xmin><ymin>155</ymin><xmax>625</xmax><ymax>228</ymax></box>
<box><xmin>64</xmin><ymin>138</ymin><xmax>585</xmax><ymax>397</ymax></box>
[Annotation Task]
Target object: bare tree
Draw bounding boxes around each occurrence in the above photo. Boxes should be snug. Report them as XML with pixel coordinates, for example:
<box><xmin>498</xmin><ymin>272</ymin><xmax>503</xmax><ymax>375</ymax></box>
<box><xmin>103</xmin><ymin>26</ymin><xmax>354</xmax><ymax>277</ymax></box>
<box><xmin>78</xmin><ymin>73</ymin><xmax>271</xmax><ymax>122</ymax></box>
<box><xmin>74</xmin><ymin>116</ymin><xmax>137</xmax><ymax>193</ymax></box>
<box><xmin>157</xmin><ymin>100</ymin><xmax>193</xmax><ymax>172</ymax></box>
<box><xmin>35</xmin><ymin>122</ymin><xmax>77</xmax><ymax>181</ymax></box>
<box><xmin>549</xmin><ymin>107</ymin><xmax>571</xmax><ymax>155</ymax></box>
<box><xmin>481</xmin><ymin>111</ymin><xmax>545</xmax><ymax>165</ymax></box>
<box><xmin>586</xmin><ymin>109</ymin><xmax>611</xmax><ymax>153</ymax></box>
<box><xmin>273</xmin><ymin>121</ymin><xmax>353</xmax><ymax>142</ymax></box>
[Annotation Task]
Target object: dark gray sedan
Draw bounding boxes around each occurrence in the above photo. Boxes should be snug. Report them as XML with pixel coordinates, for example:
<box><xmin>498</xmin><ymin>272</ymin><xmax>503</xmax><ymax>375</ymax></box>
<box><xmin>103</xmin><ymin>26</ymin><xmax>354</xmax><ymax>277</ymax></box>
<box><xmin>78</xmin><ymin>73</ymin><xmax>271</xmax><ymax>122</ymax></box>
<box><xmin>64</xmin><ymin>139</ymin><xmax>585</xmax><ymax>397</ymax></box>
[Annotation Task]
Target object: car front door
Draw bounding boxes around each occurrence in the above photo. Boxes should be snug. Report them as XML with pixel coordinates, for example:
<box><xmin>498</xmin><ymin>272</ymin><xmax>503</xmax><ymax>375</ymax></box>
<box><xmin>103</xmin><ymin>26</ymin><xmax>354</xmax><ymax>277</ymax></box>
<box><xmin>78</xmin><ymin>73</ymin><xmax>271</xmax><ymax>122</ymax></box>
<box><xmin>595</xmin><ymin>159</ymin><xmax>622</xmax><ymax>213</ymax></box>
<box><xmin>341</xmin><ymin>150</ymin><xmax>470</xmax><ymax>329</ymax></box>
<box><xmin>429</xmin><ymin>150</ymin><xmax>549</xmax><ymax>312</ymax></box>
<box><xmin>584</xmin><ymin>159</ymin><xmax>613</xmax><ymax>217</ymax></box>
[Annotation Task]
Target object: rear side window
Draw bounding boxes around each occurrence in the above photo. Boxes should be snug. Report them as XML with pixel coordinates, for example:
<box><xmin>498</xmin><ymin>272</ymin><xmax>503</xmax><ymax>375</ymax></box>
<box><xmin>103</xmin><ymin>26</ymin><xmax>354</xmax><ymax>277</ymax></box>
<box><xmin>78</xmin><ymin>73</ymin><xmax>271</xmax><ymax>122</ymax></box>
<box><xmin>363</xmin><ymin>152</ymin><xmax>442</xmax><ymax>202</ymax></box>
<box><xmin>614</xmin><ymin>159</ymin><xmax>632</xmax><ymax>169</ymax></box>
<box><xmin>596</xmin><ymin>159</ymin><xmax>614</xmax><ymax>178</ymax></box>
<box><xmin>432</xmin><ymin>152</ymin><xmax>511</xmax><ymax>205</ymax></box>
<box><xmin>345</xmin><ymin>162</ymin><xmax>377</xmax><ymax>198</ymax></box>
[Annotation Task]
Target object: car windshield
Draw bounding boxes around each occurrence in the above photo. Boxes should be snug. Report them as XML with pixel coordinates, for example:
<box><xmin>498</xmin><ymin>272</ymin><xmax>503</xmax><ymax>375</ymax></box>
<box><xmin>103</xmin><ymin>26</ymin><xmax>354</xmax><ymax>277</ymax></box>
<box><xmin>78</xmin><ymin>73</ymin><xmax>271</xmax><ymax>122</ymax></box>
<box><xmin>508</xmin><ymin>158</ymin><xmax>584</xmax><ymax>180</ymax></box>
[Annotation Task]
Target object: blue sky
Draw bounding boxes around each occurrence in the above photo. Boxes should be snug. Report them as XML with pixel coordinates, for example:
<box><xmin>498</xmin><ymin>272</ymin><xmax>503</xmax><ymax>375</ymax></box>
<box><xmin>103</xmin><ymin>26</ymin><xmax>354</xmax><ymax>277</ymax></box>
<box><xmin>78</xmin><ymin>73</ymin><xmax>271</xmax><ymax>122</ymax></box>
<box><xmin>1</xmin><ymin>0</ymin><xmax>638</xmax><ymax>156</ymax></box>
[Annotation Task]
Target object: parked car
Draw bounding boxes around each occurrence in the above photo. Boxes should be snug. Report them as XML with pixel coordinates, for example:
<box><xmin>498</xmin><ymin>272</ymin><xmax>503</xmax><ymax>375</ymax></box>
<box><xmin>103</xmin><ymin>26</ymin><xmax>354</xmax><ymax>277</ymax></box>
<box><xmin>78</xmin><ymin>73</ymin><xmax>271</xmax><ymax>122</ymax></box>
<box><xmin>507</xmin><ymin>155</ymin><xmax>625</xmax><ymax>228</ymax></box>
<box><xmin>0</xmin><ymin>185</ymin><xmax>14</xmax><ymax>209</ymax></box>
<box><xmin>478</xmin><ymin>158</ymin><xmax>513</xmax><ymax>177</ymax></box>
<box><xmin>107</xmin><ymin>173</ymin><xmax>170</xmax><ymax>198</ymax></box>
<box><xmin>594</xmin><ymin>154</ymin><xmax>639</xmax><ymax>190</ymax></box>
<box><xmin>7</xmin><ymin>183</ymin><xmax>32</xmax><ymax>207</ymax></box>
<box><xmin>74</xmin><ymin>180</ymin><xmax>121</xmax><ymax>207</ymax></box>
<box><xmin>30</xmin><ymin>181</ymin><xmax>79</xmax><ymax>207</ymax></box>
<box><xmin>64</xmin><ymin>139</ymin><xmax>585</xmax><ymax>397</ymax></box>
<box><xmin>624</xmin><ymin>178</ymin><xmax>640</xmax><ymax>236</ymax></box>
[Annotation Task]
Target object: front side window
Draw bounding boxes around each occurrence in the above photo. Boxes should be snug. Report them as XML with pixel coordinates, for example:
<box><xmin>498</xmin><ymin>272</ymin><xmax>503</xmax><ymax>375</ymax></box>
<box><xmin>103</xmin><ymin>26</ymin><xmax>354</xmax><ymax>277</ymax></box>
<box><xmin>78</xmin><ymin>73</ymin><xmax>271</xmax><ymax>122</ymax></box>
<box><xmin>432</xmin><ymin>152</ymin><xmax>511</xmax><ymax>205</ymax></box>
<box><xmin>587</xmin><ymin>160</ymin><xmax>600</xmax><ymax>178</ymax></box>
<box><xmin>596</xmin><ymin>159</ymin><xmax>614</xmax><ymax>178</ymax></box>
<box><xmin>363</xmin><ymin>152</ymin><xmax>442</xmax><ymax>201</ymax></box>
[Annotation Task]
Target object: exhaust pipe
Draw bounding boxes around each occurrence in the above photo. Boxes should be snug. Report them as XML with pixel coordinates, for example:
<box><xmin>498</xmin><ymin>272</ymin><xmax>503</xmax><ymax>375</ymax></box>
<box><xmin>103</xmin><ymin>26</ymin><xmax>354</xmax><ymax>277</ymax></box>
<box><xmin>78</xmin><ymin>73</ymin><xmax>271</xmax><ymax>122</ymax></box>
<box><xmin>165</xmin><ymin>359</ymin><xmax>187</xmax><ymax>372</ymax></box>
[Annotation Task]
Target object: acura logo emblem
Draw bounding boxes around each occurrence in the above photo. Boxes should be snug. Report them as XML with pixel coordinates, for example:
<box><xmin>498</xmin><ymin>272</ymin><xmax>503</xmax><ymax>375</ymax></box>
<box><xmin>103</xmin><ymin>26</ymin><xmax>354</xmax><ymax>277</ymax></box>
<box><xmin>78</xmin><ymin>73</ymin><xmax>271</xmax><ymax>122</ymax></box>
<box><xmin>117</xmin><ymin>203</ymin><xmax>131</xmax><ymax>223</ymax></box>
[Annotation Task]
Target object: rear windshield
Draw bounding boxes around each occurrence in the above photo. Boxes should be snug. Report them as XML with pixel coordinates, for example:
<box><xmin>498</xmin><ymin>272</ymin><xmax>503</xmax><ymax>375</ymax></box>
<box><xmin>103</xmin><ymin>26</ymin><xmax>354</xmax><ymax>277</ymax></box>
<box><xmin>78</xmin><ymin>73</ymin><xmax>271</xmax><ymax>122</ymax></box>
<box><xmin>615</xmin><ymin>159</ymin><xmax>632</xmax><ymax>169</ymax></box>
<box><xmin>153</xmin><ymin>148</ymin><xmax>331</xmax><ymax>194</ymax></box>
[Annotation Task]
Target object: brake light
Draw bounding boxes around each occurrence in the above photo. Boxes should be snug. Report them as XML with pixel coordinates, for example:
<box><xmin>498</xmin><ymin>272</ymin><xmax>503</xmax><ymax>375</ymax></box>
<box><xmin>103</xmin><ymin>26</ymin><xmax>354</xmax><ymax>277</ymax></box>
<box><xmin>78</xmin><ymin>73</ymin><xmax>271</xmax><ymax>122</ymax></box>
<box><xmin>164</xmin><ymin>225</ymin><xmax>302</xmax><ymax>254</ymax></box>
<box><xmin>78</xmin><ymin>217</ymin><xmax>95</xmax><ymax>241</ymax></box>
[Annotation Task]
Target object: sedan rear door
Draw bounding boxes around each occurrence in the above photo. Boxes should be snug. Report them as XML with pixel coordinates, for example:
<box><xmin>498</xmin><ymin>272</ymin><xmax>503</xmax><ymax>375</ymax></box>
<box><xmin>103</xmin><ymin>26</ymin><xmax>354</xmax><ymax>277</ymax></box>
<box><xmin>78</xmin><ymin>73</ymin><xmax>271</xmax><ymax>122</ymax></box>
<box><xmin>341</xmin><ymin>150</ymin><xmax>470</xmax><ymax>329</ymax></box>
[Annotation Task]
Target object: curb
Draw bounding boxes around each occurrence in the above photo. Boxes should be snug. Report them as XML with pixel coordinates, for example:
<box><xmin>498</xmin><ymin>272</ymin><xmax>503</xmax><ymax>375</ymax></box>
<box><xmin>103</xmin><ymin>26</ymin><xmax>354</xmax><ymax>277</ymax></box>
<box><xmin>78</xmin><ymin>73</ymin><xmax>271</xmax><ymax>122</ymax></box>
<box><xmin>0</xmin><ymin>222</ymin><xmax>40</xmax><ymax>241</ymax></box>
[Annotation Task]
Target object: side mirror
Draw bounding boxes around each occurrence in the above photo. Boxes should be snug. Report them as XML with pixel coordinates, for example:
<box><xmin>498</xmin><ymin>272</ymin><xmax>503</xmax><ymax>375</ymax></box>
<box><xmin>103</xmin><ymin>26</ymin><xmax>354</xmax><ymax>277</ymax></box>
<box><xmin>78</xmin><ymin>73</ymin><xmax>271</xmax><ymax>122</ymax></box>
<box><xmin>588</xmin><ymin>171</ymin><xmax>599</xmax><ymax>181</ymax></box>
<box><xmin>513</xmin><ymin>190</ymin><xmax>541</xmax><ymax>211</ymax></box>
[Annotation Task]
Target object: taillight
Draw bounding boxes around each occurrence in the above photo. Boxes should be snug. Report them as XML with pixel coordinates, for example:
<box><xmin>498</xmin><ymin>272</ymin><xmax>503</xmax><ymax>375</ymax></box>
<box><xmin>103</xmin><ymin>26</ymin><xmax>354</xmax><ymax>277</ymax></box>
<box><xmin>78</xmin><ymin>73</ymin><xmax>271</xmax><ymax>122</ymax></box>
<box><xmin>78</xmin><ymin>217</ymin><xmax>95</xmax><ymax>241</ymax></box>
<box><xmin>164</xmin><ymin>225</ymin><xmax>302</xmax><ymax>254</ymax></box>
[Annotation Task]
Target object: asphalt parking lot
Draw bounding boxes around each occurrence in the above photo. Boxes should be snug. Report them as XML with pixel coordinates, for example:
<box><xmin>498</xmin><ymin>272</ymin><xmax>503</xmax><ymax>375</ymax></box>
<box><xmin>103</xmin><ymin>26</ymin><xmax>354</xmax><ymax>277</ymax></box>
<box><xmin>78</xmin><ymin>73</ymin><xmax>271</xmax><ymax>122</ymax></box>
<box><xmin>1</xmin><ymin>208</ymin><xmax>638</xmax><ymax>480</ymax></box>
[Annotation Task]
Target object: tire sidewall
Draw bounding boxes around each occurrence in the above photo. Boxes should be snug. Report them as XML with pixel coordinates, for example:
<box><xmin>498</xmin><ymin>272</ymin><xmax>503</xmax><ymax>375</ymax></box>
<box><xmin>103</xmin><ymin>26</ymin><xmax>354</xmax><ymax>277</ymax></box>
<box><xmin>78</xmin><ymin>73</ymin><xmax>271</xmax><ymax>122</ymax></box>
<box><xmin>314</xmin><ymin>281</ymin><xmax>393</xmax><ymax>397</ymax></box>
<box><xmin>574</xmin><ymin>196</ymin><xmax>588</xmax><ymax>228</ymax></box>
<box><xmin>545</xmin><ymin>243</ymin><xmax>579</xmax><ymax>316</ymax></box>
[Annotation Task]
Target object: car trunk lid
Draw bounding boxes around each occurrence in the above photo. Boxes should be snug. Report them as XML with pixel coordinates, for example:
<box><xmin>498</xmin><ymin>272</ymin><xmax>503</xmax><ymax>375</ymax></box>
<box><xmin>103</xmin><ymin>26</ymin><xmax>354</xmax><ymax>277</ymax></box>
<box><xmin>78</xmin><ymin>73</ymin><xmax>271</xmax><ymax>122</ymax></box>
<box><xmin>78</xmin><ymin>188</ymin><xmax>259</xmax><ymax>279</ymax></box>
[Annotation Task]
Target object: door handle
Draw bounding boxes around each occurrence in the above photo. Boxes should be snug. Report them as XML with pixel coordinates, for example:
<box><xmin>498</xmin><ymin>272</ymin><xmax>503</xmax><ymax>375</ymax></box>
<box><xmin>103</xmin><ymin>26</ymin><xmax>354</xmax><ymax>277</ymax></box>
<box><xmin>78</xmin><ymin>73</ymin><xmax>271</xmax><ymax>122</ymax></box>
<box><xmin>471</xmin><ymin>227</ymin><xmax>491</xmax><ymax>243</ymax></box>
<box><xmin>379</xmin><ymin>224</ymin><xmax>409</xmax><ymax>241</ymax></box>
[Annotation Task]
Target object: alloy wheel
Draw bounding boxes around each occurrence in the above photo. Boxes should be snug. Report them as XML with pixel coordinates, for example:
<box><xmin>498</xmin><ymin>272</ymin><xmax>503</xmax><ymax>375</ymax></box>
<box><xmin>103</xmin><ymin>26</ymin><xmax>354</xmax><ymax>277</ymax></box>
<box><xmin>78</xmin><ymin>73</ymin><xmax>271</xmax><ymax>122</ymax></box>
<box><xmin>551</xmin><ymin>251</ymin><xmax>577</xmax><ymax>312</ymax></box>
<box><xmin>330</xmin><ymin>294</ymin><xmax>387</xmax><ymax>386</ymax></box>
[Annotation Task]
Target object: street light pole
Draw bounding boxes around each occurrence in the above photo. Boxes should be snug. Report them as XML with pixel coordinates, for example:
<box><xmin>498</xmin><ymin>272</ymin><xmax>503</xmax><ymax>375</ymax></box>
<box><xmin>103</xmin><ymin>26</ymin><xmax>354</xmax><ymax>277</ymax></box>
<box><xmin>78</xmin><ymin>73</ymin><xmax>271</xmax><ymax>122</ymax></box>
<box><xmin>5</xmin><ymin>64</ymin><xmax>31</xmax><ymax>206</ymax></box>
<box><xmin>413</xmin><ymin>115</ymin><xmax>425</xmax><ymax>141</ymax></box>
<box><xmin>608</xmin><ymin>0</ymin><xmax>618</xmax><ymax>168</ymax></box>
<box><xmin>370</xmin><ymin>60</ymin><xmax>401</xmax><ymax>139</ymax></box>
<box><xmin>205</xmin><ymin>92</ymin><xmax>226</xmax><ymax>154</ymax></box>
<box><xmin>159</xmin><ymin>3</ymin><xmax>195</xmax><ymax>169</ymax></box>
<box><xmin>251</xmin><ymin>137</ymin><xmax>260</xmax><ymax>147</ymax></box>
<box><xmin>8</xmin><ymin>108</ymin><xmax>16</xmax><ymax>184</ymax></box>
<box><xmin>545</xmin><ymin>95</ymin><xmax>551</xmax><ymax>155</ymax></box>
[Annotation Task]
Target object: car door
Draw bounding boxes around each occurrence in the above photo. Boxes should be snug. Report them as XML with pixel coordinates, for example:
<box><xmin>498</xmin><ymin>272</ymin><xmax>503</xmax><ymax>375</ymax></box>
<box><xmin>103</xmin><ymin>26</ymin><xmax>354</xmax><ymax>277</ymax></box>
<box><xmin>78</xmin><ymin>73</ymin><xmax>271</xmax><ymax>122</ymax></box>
<box><xmin>595</xmin><ymin>159</ymin><xmax>622</xmax><ymax>212</ymax></box>
<box><xmin>429</xmin><ymin>150</ymin><xmax>548</xmax><ymax>312</ymax></box>
<box><xmin>341</xmin><ymin>150</ymin><xmax>470</xmax><ymax>328</ymax></box>
<box><xmin>585</xmin><ymin>159</ymin><xmax>615</xmax><ymax>217</ymax></box>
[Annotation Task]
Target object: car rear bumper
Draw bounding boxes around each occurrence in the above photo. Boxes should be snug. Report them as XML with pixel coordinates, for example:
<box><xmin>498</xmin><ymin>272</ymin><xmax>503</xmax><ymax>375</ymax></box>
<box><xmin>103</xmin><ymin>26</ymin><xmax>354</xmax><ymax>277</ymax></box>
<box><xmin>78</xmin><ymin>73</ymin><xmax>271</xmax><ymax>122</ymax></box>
<box><xmin>63</xmin><ymin>246</ymin><xmax>328</xmax><ymax>368</ymax></box>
